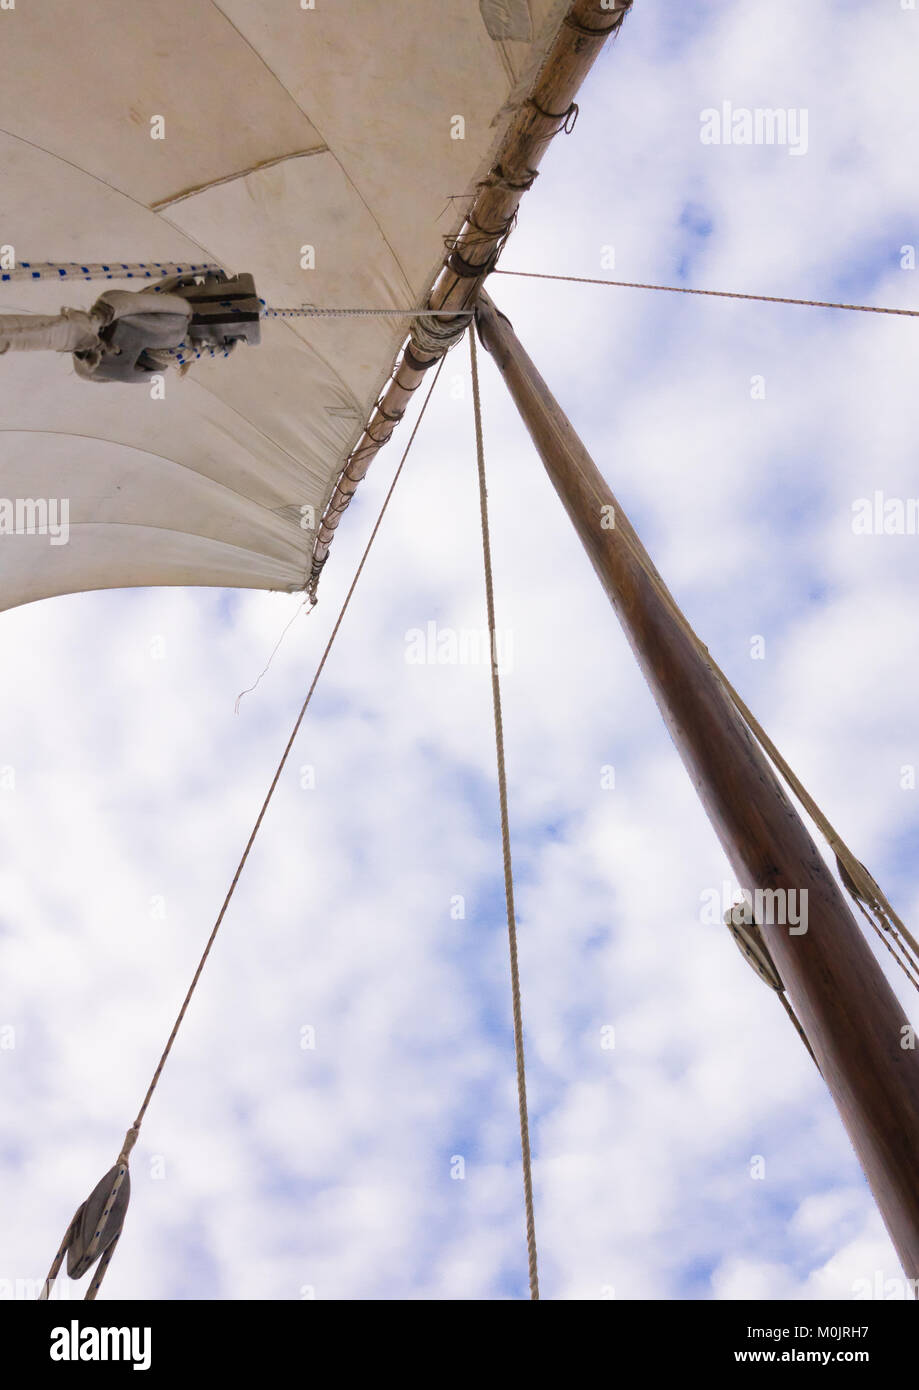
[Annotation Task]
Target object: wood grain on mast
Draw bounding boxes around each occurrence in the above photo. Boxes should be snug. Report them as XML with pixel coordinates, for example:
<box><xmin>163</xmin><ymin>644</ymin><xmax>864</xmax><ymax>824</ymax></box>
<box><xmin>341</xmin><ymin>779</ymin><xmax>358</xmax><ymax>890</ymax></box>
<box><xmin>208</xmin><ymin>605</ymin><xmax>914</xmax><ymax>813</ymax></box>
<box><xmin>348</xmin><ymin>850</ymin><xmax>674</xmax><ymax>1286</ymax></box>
<box><xmin>308</xmin><ymin>0</ymin><xmax>633</xmax><ymax>595</ymax></box>
<box><xmin>474</xmin><ymin>288</ymin><xmax>919</xmax><ymax>1282</ymax></box>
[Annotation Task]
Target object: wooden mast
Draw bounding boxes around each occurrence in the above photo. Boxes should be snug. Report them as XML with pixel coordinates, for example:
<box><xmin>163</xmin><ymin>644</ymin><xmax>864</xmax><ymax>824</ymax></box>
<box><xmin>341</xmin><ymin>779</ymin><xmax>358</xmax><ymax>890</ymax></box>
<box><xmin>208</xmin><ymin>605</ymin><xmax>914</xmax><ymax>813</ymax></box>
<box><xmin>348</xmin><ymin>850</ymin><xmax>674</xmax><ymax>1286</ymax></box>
<box><xmin>475</xmin><ymin>288</ymin><xmax>919</xmax><ymax>1281</ymax></box>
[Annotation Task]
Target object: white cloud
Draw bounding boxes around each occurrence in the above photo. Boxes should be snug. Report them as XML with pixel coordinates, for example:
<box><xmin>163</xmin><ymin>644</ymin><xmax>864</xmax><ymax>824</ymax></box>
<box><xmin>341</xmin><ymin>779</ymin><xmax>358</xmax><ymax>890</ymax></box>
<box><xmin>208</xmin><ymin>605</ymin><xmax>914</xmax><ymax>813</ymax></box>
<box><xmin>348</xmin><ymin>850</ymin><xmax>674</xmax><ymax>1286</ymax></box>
<box><xmin>2</xmin><ymin>0</ymin><xmax>917</xmax><ymax>1302</ymax></box>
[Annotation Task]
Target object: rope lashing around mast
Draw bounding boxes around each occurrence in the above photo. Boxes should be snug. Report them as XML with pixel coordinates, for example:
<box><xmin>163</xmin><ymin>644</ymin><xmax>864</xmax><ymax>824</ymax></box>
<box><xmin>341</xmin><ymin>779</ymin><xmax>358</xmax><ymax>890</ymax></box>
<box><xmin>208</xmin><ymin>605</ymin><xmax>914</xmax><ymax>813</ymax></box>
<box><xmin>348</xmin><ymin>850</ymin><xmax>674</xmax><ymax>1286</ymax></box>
<box><xmin>39</xmin><ymin>357</ymin><xmax>446</xmax><ymax>1302</ymax></box>
<box><xmin>493</xmin><ymin>269</ymin><xmax>919</xmax><ymax>319</ymax></box>
<box><xmin>469</xmin><ymin>330</ymin><xmax>540</xmax><ymax>1301</ymax></box>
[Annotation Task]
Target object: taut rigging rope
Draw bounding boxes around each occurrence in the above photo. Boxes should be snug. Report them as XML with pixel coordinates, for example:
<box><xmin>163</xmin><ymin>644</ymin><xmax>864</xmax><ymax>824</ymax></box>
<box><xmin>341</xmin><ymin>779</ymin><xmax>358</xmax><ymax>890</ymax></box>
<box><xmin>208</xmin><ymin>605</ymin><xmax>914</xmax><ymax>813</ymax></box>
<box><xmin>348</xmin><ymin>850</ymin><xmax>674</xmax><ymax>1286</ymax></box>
<box><xmin>494</xmin><ymin>268</ymin><xmax>919</xmax><ymax>998</ymax></box>
<box><xmin>39</xmin><ymin>357</ymin><xmax>447</xmax><ymax>1301</ymax></box>
<box><xmin>0</xmin><ymin>258</ymin><xmax>472</xmax><ymax>318</ymax></box>
<box><xmin>494</xmin><ymin>268</ymin><xmax>919</xmax><ymax>319</ymax></box>
<box><xmin>469</xmin><ymin>329</ymin><xmax>540</xmax><ymax>1301</ymax></box>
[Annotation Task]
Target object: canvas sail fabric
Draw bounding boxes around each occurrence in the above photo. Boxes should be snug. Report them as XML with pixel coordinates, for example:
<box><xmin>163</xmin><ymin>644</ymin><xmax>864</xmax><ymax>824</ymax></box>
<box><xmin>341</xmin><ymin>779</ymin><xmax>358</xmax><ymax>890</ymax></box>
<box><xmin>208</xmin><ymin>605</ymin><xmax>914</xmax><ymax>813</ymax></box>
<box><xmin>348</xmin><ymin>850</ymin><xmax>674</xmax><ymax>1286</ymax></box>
<box><xmin>0</xmin><ymin>0</ymin><xmax>568</xmax><ymax>612</ymax></box>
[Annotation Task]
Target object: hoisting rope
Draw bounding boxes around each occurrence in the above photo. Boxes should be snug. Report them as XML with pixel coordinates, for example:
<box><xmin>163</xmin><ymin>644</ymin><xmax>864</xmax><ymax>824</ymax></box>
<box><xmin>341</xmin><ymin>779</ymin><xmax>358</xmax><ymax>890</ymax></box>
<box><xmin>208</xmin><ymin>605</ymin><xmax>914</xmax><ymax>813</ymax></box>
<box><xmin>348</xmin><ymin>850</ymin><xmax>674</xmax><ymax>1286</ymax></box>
<box><xmin>1</xmin><ymin>261</ymin><xmax>221</xmax><ymax>284</ymax></box>
<box><xmin>469</xmin><ymin>330</ymin><xmax>540</xmax><ymax>1301</ymax></box>
<box><xmin>39</xmin><ymin>356</ymin><xmax>446</xmax><ymax>1301</ymax></box>
<box><xmin>263</xmin><ymin>307</ymin><xmax>474</xmax><ymax>320</ymax></box>
<box><xmin>0</xmin><ymin>259</ymin><xmax>472</xmax><ymax>320</ymax></box>
<box><xmin>158</xmin><ymin>307</ymin><xmax>472</xmax><ymax>368</ymax></box>
<box><xmin>16</xmin><ymin>260</ymin><xmax>916</xmax><ymax>324</ymax></box>
<box><xmin>0</xmin><ymin>258</ymin><xmax>474</xmax><ymax>372</ymax></box>
<box><xmin>494</xmin><ymin>269</ymin><xmax>919</xmax><ymax>319</ymax></box>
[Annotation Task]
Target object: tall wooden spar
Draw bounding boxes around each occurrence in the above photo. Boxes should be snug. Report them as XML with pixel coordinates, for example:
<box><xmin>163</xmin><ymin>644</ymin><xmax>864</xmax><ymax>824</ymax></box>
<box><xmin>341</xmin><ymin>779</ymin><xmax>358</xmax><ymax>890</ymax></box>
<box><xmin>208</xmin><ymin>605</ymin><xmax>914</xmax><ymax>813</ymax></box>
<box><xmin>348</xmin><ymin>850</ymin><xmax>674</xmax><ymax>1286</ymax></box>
<box><xmin>475</xmin><ymin>289</ymin><xmax>919</xmax><ymax>1281</ymax></box>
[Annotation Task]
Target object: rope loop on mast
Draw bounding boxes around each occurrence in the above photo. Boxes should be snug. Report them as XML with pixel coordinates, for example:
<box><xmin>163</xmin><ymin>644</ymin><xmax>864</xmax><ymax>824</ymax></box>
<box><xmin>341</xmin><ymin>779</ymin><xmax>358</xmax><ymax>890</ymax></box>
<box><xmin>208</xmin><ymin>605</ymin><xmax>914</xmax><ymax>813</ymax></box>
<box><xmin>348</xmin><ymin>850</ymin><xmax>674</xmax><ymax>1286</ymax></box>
<box><xmin>524</xmin><ymin>97</ymin><xmax>580</xmax><ymax>138</ymax></box>
<box><xmin>563</xmin><ymin>8</ymin><xmax>630</xmax><ymax>40</ymax></box>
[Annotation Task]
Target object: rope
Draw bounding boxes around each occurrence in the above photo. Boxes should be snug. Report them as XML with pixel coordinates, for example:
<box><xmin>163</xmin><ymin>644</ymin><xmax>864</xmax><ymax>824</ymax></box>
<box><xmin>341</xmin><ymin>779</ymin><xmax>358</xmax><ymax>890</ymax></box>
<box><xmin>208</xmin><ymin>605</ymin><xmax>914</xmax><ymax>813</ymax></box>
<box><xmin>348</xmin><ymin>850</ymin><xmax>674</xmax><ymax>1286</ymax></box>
<box><xmin>714</xmin><ymin>671</ymin><xmax>919</xmax><ymax>986</ymax></box>
<box><xmin>132</xmin><ymin>355</ymin><xmax>445</xmax><ymax>1135</ymax></box>
<box><xmin>1</xmin><ymin>261</ymin><xmax>474</xmax><ymax>320</ymax></box>
<box><xmin>469</xmin><ymin>329</ymin><xmax>539</xmax><ymax>1301</ymax></box>
<box><xmin>150</xmin><ymin>344</ymin><xmax>232</xmax><ymax>368</ymax></box>
<box><xmin>482</xmin><ymin>272</ymin><xmax>919</xmax><ymax>990</ymax></box>
<box><xmin>39</xmin><ymin>357</ymin><xmax>445</xmax><ymax>1300</ymax></box>
<box><xmin>558</xmin><ymin>434</ymin><xmax>919</xmax><ymax>993</ymax></box>
<box><xmin>777</xmin><ymin>993</ymin><xmax>821</xmax><ymax>1071</ymax></box>
<box><xmin>0</xmin><ymin>308</ymin><xmax>103</xmax><ymax>356</ymax></box>
<box><xmin>152</xmin><ymin>307</ymin><xmax>474</xmax><ymax>368</ymax></box>
<box><xmin>85</xmin><ymin>1237</ymin><xmax>121</xmax><ymax>1302</ymax></box>
<box><xmin>1</xmin><ymin>261</ymin><xmax>220</xmax><ymax>284</ymax></box>
<box><xmin>39</xmin><ymin>1212</ymin><xmax>78</xmax><ymax>1302</ymax></box>
<box><xmin>264</xmin><ymin>307</ymin><xmax>474</xmax><ymax>320</ymax></box>
<box><xmin>493</xmin><ymin>269</ymin><xmax>919</xmax><ymax>319</ymax></box>
<box><xmin>235</xmin><ymin>597</ymin><xmax>314</xmax><ymax>713</ymax></box>
<box><xmin>646</xmin><ymin>556</ymin><xmax>919</xmax><ymax>988</ymax></box>
<box><xmin>850</xmin><ymin>894</ymin><xmax>919</xmax><ymax>996</ymax></box>
<box><xmin>490</xmin><ymin>270</ymin><xmax>919</xmax><ymax>989</ymax></box>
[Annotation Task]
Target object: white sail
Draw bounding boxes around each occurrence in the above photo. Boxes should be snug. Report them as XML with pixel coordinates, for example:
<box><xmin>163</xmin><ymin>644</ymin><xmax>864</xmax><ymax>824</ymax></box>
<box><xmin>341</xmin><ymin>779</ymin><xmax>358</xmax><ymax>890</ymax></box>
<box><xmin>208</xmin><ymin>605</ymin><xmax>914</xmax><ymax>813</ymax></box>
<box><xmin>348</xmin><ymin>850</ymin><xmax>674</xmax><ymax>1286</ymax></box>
<box><xmin>0</xmin><ymin>0</ymin><xmax>569</xmax><ymax>611</ymax></box>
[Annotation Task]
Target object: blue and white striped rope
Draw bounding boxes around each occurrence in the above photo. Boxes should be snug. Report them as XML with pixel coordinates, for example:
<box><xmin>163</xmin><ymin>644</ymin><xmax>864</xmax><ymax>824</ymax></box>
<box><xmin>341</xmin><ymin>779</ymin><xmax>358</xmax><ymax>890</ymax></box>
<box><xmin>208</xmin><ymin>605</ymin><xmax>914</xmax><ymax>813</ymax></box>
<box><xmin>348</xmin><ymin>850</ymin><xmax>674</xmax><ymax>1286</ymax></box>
<box><xmin>161</xmin><ymin>344</ymin><xmax>233</xmax><ymax>365</ymax></box>
<box><xmin>0</xmin><ymin>260</ymin><xmax>221</xmax><ymax>284</ymax></box>
<box><xmin>1</xmin><ymin>262</ymin><xmax>472</xmax><ymax>319</ymax></box>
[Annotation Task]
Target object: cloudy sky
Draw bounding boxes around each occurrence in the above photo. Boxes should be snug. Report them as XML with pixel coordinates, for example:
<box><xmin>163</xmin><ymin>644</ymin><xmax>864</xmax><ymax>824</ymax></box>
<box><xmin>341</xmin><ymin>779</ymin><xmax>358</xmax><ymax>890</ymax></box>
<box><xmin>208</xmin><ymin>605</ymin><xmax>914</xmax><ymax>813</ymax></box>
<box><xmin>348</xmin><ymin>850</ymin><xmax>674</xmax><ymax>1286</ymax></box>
<box><xmin>3</xmin><ymin>0</ymin><xmax>919</xmax><ymax>1301</ymax></box>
